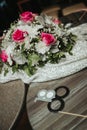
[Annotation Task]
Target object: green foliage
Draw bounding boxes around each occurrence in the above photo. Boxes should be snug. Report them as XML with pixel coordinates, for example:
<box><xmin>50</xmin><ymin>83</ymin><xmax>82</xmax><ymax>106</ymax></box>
<box><xmin>4</xmin><ymin>68</ymin><xmax>8</xmax><ymax>76</ymax></box>
<box><xmin>47</xmin><ymin>51</ymin><xmax>65</xmax><ymax>63</ymax></box>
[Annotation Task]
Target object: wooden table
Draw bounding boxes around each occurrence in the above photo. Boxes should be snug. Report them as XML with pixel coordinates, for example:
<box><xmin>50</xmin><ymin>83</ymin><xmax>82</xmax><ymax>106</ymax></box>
<box><xmin>26</xmin><ymin>11</ymin><xmax>87</xmax><ymax>130</ymax></box>
<box><xmin>27</xmin><ymin>69</ymin><xmax>87</xmax><ymax>130</ymax></box>
<box><xmin>0</xmin><ymin>80</ymin><xmax>25</xmax><ymax>130</ymax></box>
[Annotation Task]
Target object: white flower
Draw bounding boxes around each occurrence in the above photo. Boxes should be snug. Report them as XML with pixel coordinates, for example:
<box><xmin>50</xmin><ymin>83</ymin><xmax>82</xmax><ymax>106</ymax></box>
<box><xmin>13</xmin><ymin>51</ymin><xmax>27</xmax><ymax>65</ymax></box>
<box><xmin>17</xmin><ymin>20</ymin><xmax>23</xmax><ymax>25</ymax></box>
<box><xmin>6</xmin><ymin>43</ymin><xmax>16</xmax><ymax>65</ymax></box>
<box><xmin>24</xmin><ymin>37</ymin><xmax>31</xmax><ymax>49</ymax></box>
<box><xmin>17</xmin><ymin>24</ymin><xmax>43</xmax><ymax>39</ymax></box>
<box><xmin>35</xmin><ymin>41</ymin><xmax>50</xmax><ymax>54</ymax></box>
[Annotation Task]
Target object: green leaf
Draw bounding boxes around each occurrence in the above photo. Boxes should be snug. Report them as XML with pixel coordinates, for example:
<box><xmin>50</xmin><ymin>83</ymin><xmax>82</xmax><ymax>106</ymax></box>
<box><xmin>38</xmin><ymin>60</ymin><xmax>46</xmax><ymax>67</ymax></box>
<box><xmin>28</xmin><ymin>53</ymin><xmax>41</xmax><ymax>66</ymax></box>
<box><xmin>70</xmin><ymin>33</ymin><xmax>77</xmax><ymax>41</ymax></box>
<box><xmin>23</xmin><ymin>65</ymin><xmax>37</xmax><ymax>76</ymax></box>
<box><xmin>21</xmin><ymin>43</ymin><xmax>25</xmax><ymax>51</ymax></box>
<box><xmin>12</xmin><ymin>64</ymin><xmax>18</xmax><ymax>73</ymax></box>
<box><xmin>31</xmin><ymin>38</ymin><xmax>39</xmax><ymax>43</ymax></box>
<box><xmin>23</xmin><ymin>66</ymin><xmax>31</xmax><ymax>76</ymax></box>
<box><xmin>4</xmin><ymin>68</ymin><xmax>8</xmax><ymax>76</ymax></box>
<box><xmin>47</xmin><ymin>51</ymin><xmax>65</xmax><ymax>63</ymax></box>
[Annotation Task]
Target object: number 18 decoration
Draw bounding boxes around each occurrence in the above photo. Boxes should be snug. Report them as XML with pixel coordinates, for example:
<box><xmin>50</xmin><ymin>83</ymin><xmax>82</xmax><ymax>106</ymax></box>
<box><xmin>35</xmin><ymin>86</ymin><xmax>87</xmax><ymax>118</ymax></box>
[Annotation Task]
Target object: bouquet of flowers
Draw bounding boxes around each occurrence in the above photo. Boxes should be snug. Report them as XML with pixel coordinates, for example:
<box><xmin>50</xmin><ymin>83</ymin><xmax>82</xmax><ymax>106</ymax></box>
<box><xmin>0</xmin><ymin>11</ymin><xmax>76</xmax><ymax>76</ymax></box>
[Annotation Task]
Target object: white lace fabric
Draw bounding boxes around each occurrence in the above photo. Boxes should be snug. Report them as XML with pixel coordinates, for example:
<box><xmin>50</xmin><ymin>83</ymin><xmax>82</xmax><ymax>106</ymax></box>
<box><xmin>0</xmin><ymin>23</ymin><xmax>87</xmax><ymax>84</ymax></box>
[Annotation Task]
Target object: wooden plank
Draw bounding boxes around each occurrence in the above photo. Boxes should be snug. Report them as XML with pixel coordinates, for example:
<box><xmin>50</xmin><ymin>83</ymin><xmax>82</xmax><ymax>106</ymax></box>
<box><xmin>27</xmin><ymin>69</ymin><xmax>87</xmax><ymax>130</ymax></box>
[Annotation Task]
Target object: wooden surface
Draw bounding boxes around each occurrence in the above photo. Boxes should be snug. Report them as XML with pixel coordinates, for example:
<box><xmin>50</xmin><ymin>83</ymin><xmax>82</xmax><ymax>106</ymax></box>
<box><xmin>0</xmin><ymin>80</ymin><xmax>25</xmax><ymax>130</ymax></box>
<box><xmin>27</xmin><ymin>69</ymin><xmax>87</xmax><ymax>130</ymax></box>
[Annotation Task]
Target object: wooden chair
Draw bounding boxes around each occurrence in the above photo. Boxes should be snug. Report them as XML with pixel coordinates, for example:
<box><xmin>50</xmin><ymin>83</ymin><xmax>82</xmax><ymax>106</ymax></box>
<box><xmin>62</xmin><ymin>2</ymin><xmax>87</xmax><ymax>16</ymax></box>
<box><xmin>41</xmin><ymin>5</ymin><xmax>61</xmax><ymax>18</ymax></box>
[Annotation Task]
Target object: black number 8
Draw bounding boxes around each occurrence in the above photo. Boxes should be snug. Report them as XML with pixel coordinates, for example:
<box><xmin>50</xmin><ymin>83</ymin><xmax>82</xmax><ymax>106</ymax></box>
<box><xmin>47</xmin><ymin>86</ymin><xmax>70</xmax><ymax>113</ymax></box>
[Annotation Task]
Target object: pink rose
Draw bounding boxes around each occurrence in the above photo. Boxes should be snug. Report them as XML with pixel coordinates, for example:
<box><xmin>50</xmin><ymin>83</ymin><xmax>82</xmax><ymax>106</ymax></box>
<box><xmin>0</xmin><ymin>50</ymin><xmax>8</xmax><ymax>62</ymax></box>
<box><xmin>53</xmin><ymin>18</ymin><xmax>61</xmax><ymax>24</ymax></box>
<box><xmin>20</xmin><ymin>11</ymin><xmax>35</xmax><ymax>23</ymax></box>
<box><xmin>41</xmin><ymin>32</ymin><xmax>56</xmax><ymax>46</ymax></box>
<box><xmin>12</xmin><ymin>29</ymin><xmax>28</xmax><ymax>42</ymax></box>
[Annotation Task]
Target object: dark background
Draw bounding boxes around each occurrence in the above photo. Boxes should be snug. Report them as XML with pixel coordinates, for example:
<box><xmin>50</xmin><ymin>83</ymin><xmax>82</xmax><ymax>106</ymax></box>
<box><xmin>0</xmin><ymin>0</ymin><xmax>87</xmax><ymax>35</ymax></box>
